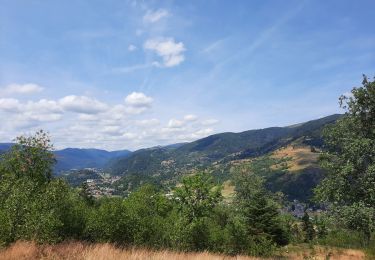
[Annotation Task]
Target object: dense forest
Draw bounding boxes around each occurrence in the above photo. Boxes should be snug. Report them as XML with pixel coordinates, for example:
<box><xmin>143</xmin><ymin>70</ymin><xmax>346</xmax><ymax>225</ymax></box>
<box><xmin>0</xmin><ymin>76</ymin><xmax>374</xmax><ymax>258</ymax></box>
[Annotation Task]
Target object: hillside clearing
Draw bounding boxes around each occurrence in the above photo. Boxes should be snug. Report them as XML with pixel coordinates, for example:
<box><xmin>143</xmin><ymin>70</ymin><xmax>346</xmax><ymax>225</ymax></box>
<box><xmin>271</xmin><ymin>145</ymin><xmax>319</xmax><ymax>172</ymax></box>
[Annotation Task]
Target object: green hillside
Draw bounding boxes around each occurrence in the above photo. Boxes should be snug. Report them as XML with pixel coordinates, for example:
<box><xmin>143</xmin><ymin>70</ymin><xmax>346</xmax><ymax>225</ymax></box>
<box><xmin>110</xmin><ymin>114</ymin><xmax>340</xmax><ymax>200</ymax></box>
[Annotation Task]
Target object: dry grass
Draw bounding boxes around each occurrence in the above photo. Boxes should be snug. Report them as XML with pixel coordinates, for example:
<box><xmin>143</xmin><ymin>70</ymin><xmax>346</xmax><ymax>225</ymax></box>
<box><xmin>271</xmin><ymin>145</ymin><xmax>319</xmax><ymax>172</ymax></box>
<box><xmin>0</xmin><ymin>241</ymin><xmax>367</xmax><ymax>260</ymax></box>
<box><xmin>281</xmin><ymin>245</ymin><xmax>366</xmax><ymax>260</ymax></box>
<box><xmin>221</xmin><ymin>180</ymin><xmax>235</xmax><ymax>200</ymax></box>
<box><xmin>0</xmin><ymin>241</ymin><xmax>260</xmax><ymax>260</ymax></box>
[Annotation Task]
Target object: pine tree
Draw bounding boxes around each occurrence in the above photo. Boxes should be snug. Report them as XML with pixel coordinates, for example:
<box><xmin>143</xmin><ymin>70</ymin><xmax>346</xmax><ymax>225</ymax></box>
<box><xmin>302</xmin><ymin>211</ymin><xmax>315</xmax><ymax>242</ymax></box>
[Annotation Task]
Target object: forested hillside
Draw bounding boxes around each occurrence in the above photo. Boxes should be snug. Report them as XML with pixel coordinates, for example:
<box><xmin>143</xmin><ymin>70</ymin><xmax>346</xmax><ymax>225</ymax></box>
<box><xmin>109</xmin><ymin>114</ymin><xmax>340</xmax><ymax>176</ymax></box>
<box><xmin>54</xmin><ymin>148</ymin><xmax>131</xmax><ymax>173</ymax></box>
<box><xmin>109</xmin><ymin>114</ymin><xmax>340</xmax><ymax>200</ymax></box>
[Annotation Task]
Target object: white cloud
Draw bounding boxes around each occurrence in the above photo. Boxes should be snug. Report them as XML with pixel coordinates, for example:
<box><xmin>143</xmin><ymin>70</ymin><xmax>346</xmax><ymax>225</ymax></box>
<box><xmin>0</xmin><ymin>98</ymin><xmax>63</xmax><ymax>128</ymax></box>
<box><xmin>23</xmin><ymin>112</ymin><xmax>62</xmax><ymax>122</ymax></box>
<box><xmin>124</xmin><ymin>106</ymin><xmax>149</xmax><ymax>115</ymax></box>
<box><xmin>0</xmin><ymin>91</ymin><xmax>219</xmax><ymax>150</ymax></box>
<box><xmin>106</xmin><ymin>105</ymin><xmax>128</xmax><ymax>120</ymax></box>
<box><xmin>101</xmin><ymin>126</ymin><xmax>122</xmax><ymax>136</ymax></box>
<box><xmin>128</xmin><ymin>44</ymin><xmax>137</xmax><ymax>51</ymax></box>
<box><xmin>144</xmin><ymin>38</ymin><xmax>186</xmax><ymax>67</ymax></box>
<box><xmin>23</xmin><ymin>99</ymin><xmax>63</xmax><ymax>122</ymax></box>
<box><xmin>191</xmin><ymin>128</ymin><xmax>214</xmax><ymax>138</ymax></box>
<box><xmin>201</xmin><ymin>119</ymin><xmax>219</xmax><ymax>126</ymax></box>
<box><xmin>125</xmin><ymin>92</ymin><xmax>153</xmax><ymax>107</ymax></box>
<box><xmin>161</xmin><ymin>126</ymin><xmax>185</xmax><ymax>134</ymax></box>
<box><xmin>26</xmin><ymin>99</ymin><xmax>62</xmax><ymax>114</ymax></box>
<box><xmin>0</xmin><ymin>83</ymin><xmax>44</xmax><ymax>95</ymax></box>
<box><xmin>59</xmin><ymin>95</ymin><xmax>108</xmax><ymax>114</ymax></box>
<box><xmin>168</xmin><ymin>119</ymin><xmax>185</xmax><ymax>128</ymax></box>
<box><xmin>0</xmin><ymin>98</ymin><xmax>22</xmax><ymax>112</ymax></box>
<box><xmin>78</xmin><ymin>114</ymin><xmax>98</xmax><ymax>121</ymax></box>
<box><xmin>0</xmin><ymin>98</ymin><xmax>62</xmax><ymax>119</ymax></box>
<box><xmin>165</xmin><ymin>115</ymin><xmax>198</xmax><ymax>129</ymax></box>
<box><xmin>184</xmin><ymin>114</ymin><xmax>198</xmax><ymax>122</ymax></box>
<box><xmin>136</xmin><ymin>118</ymin><xmax>160</xmax><ymax>126</ymax></box>
<box><xmin>143</xmin><ymin>9</ymin><xmax>169</xmax><ymax>23</ymax></box>
<box><xmin>123</xmin><ymin>132</ymin><xmax>137</xmax><ymax>139</ymax></box>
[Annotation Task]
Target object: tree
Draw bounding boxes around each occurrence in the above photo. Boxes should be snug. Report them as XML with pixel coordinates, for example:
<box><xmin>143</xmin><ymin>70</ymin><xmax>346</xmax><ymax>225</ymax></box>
<box><xmin>173</xmin><ymin>173</ymin><xmax>222</xmax><ymax>250</ymax></box>
<box><xmin>174</xmin><ymin>173</ymin><xmax>222</xmax><ymax>223</ymax></box>
<box><xmin>302</xmin><ymin>211</ymin><xmax>315</xmax><ymax>242</ymax></box>
<box><xmin>0</xmin><ymin>131</ymin><xmax>83</xmax><ymax>243</ymax></box>
<box><xmin>233</xmin><ymin>167</ymin><xmax>290</xmax><ymax>249</ymax></box>
<box><xmin>124</xmin><ymin>184</ymin><xmax>173</xmax><ymax>248</ymax></box>
<box><xmin>0</xmin><ymin>130</ymin><xmax>55</xmax><ymax>185</ymax></box>
<box><xmin>84</xmin><ymin>197</ymin><xmax>130</xmax><ymax>243</ymax></box>
<box><xmin>315</xmin><ymin>75</ymin><xmax>375</xmax><ymax>240</ymax></box>
<box><xmin>79</xmin><ymin>182</ymin><xmax>95</xmax><ymax>206</ymax></box>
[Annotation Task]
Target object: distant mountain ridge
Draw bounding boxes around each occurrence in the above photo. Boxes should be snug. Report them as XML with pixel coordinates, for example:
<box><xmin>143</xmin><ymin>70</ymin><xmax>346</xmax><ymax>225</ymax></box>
<box><xmin>0</xmin><ymin>145</ymin><xmax>132</xmax><ymax>173</ymax></box>
<box><xmin>54</xmin><ymin>148</ymin><xmax>132</xmax><ymax>173</ymax></box>
<box><xmin>108</xmin><ymin>114</ymin><xmax>341</xmax><ymax>177</ymax></box>
<box><xmin>0</xmin><ymin>143</ymin><xmax>13</xmax><ymax>152</ymax></box>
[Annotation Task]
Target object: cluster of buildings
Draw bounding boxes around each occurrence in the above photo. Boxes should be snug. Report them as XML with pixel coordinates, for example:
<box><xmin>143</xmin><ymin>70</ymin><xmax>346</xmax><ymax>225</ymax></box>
<box><xmin>85</xmin><ymin>175</ymin><xmax>121</xmax><ymax>198</ymax></box>
<box><xmin>284</xmin><ymin>200</ymin><xmax>321</xmax><ymax>218</ymax></box>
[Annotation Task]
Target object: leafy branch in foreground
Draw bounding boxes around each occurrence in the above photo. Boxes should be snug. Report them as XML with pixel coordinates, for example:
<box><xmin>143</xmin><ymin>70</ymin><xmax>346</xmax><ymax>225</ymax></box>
<box><xmin>315</xmin><ymin>75</ymin><xmax>375</xmax><ymax>241</ymax></box>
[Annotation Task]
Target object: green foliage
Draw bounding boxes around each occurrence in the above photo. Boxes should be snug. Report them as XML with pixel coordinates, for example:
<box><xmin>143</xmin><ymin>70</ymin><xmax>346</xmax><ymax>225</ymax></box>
<box><xmin>231</xmin><ymin>166</ymin><xmax>290</xmax><ymax>253</ymax></box>
<box><xmin>318</xmin><ymin>229</ymin><xmax>374</xmax><ymax>249</ymax></box>
<box><xmin>315</xmin><ymin>75</ymin><xmax>375</xmax><ymax>240</ymax></box>
<box><xmin>63</xmin><ymin>169</ymin><xmax>101</xmax><ymax>187</ymax></box>
<box><xmin>302</xmin><ymin>212</ymin><xmax>315</xmax><ymax>242</ymax></box>
<box><xmin>0</xmin><ymin>130</ymin><xmax>54</xmax><ymax>185</ymax></box>
<box><xmin>174</xmin><ymin>173</ymin><xmax>222</xmax><ymax>223</ymax></box>
<box><xmin>124</xmin><ymin>184</ymin><xmax>174</xmax><ymax>248</ymax></box>
<box><xmin>84</xmin><ymin>197</ymin><xmax>130</xmax><ymax>243</ymax></box>
<box><xmin>0</xmin><ymin>131</ymin><xmax>85</xmax><ymax>244</ymax></box>
<box><xmin>171</xmin><ymin>173</ymin><xmax>222</xmax><ymax>251</ymax></box>
<box><xmin>332</xmin><ymin>203</ymin><xmax>375</xmax><ymax>242</ymax></box>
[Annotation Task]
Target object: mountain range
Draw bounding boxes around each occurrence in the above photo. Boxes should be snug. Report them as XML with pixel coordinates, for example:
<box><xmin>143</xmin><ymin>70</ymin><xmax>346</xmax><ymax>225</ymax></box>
<box><xmin>0</xmin><ymin>114</ymin><xmax>340</xmax><ymax>174</ymax></box>
<box><xmin>0</xmin><ymin>114</ymin><xmax>341</xmax><ymax>201</ymax></box>
<box><xmin>108</xmin><ymin>114</ymin><xmax>340</xmax><ymax>175</ymax></box>
<box><xmin>107</xmin><ymin>114</ymin><xmax>341</xmax><ymax>201</ymax></box>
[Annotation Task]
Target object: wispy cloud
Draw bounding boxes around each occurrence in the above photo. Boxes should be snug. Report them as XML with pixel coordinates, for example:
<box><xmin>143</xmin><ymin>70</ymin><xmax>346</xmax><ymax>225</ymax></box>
<box><xmin>215</xmin><ymin>1</ymin><xmax>307</xmax><ymax>69</ymax></box>
<box><xmin>202</xmin><ymin>38</ymin><xmax>227</xmax><ymax>54</ymax></box>
<box><xmin>143</xmin><ymin>9</ymin><xmax>169</xmax><ymax>23</ymax></box>
<box><xmin>128</xmin><ymin>44</ymin><xmax>137</xmax><ymax>51</ymax></box>
<box><xmin>111</xmin><ymin>63</ymin><xmax>154</xmax><ymax>74</ymax></box>
<box><xmin>0</xmin><ymin>83</ymin><xmax>44</xmax><ymax>96</ymax></box>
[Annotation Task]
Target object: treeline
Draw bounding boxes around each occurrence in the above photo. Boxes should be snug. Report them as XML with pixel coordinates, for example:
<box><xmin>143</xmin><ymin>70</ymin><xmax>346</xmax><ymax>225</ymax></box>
<box><xmin>0</xmin><ymin>76</ymin><xmax>374</xmax><ymax>257</ymax></box>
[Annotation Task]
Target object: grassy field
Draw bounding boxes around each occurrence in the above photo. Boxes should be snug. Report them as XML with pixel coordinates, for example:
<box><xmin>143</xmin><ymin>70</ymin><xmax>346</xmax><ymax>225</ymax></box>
<box><xmin>271</xmin><ymin>144</ymin><xmax>319</xmax><ymax>172</ymax></box>
<box><xmin>0</xmin><ymin>241</ymin><xmax>366</xmax><ymax>260</ymax></box>
<box><xmin>221</xmin><ymin>180</ymin><xmax>235</xmax><ymax>199</ymax></box>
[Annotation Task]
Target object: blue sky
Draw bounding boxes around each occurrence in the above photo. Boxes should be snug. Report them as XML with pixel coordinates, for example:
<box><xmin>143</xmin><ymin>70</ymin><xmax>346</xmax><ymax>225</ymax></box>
<box><xmin>0</xmin><ymin>0</ymin><xmax>374</xmax><ymax>150</ymax></box>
